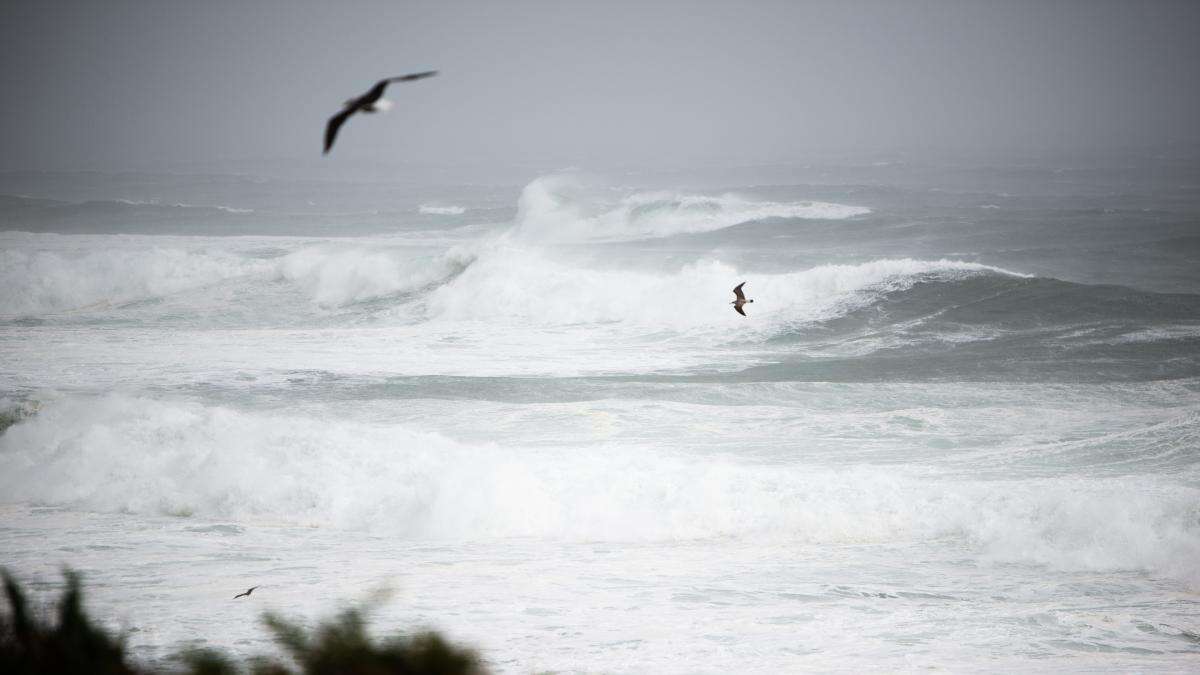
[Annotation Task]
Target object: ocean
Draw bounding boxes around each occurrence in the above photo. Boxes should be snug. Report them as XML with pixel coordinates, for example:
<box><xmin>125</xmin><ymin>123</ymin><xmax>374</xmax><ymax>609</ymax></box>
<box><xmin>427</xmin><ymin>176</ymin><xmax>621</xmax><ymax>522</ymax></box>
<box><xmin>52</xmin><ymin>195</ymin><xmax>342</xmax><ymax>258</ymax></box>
<box><xmin>1</xmin><ymin>155</ymin><xmax>1198</xmax><ymax>672</ymax></box>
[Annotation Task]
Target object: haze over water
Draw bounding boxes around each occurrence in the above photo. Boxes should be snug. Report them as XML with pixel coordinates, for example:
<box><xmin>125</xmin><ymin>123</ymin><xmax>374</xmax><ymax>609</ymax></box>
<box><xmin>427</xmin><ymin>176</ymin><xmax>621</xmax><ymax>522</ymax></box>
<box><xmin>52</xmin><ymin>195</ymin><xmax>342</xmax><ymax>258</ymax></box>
<box><xmin>2</xmin><ymin>1</ymin><xmax>1200</xmax><ymax>672</ymax></box>
<box><xmin>1</xmin><ymin>153</ymin><xmax>1199</xmax><ymax>671</ymax></box>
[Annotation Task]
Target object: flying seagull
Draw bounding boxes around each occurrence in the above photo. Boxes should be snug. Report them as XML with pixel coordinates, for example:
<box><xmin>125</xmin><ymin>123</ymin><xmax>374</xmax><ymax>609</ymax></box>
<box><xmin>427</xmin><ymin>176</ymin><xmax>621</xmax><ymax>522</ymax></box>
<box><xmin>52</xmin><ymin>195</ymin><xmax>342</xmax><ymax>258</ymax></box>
<box><xmin>233</xmin><ymin>586</ymin><xmax>259</xmax><ymax>599</ymax></box>
<box><xmin>732</xmin><ymin>281</ymin><xmax>754</xmax><ymax>316</ymax></box>
<box><xmin>324</xmin><ymin>71</ymin><xmax>438</xmax><ymax>154</ymax></box>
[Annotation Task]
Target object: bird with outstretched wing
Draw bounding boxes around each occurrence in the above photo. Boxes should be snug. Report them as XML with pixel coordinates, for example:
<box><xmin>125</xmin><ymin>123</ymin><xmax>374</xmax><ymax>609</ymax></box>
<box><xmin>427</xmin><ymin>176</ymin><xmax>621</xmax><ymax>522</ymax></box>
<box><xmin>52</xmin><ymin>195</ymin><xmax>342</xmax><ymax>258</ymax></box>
<box><xmin>732</xmin><ymin>281</ymin><xmax>753</xmax><ymax>316</ymax></box>
<box><xmin>324</xmin><ymin>70</ymin><xmax>438</xmax><ymax>154</ymax></box>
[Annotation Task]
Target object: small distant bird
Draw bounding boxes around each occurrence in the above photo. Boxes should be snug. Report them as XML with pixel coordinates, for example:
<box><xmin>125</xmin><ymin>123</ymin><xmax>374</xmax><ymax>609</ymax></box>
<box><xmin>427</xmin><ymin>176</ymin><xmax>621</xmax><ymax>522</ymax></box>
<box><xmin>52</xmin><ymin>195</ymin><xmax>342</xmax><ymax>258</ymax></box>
<box><xmin>324</xmin><ymin>71</ymin><xmax>438</xmax><ymax>154</ymax></box>
<box><xmin>732</xmin><ymin>281</ymin><xmax>754</xmax><ymax>316</ymax></box>
<box><xmin>233</xmin><ymin>586</ymin><xmax>259</xmax><ymax>599</ymax></box>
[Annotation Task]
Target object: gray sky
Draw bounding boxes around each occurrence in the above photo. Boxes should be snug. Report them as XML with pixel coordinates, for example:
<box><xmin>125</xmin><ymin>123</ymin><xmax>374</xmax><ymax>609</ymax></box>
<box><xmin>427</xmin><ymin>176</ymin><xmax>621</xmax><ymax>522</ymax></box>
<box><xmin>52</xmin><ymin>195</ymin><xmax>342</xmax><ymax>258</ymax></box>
<box><xmin>1</xmin><ymin>0</ymin><xmax>1198</xmax><ymax>170</ymax></box>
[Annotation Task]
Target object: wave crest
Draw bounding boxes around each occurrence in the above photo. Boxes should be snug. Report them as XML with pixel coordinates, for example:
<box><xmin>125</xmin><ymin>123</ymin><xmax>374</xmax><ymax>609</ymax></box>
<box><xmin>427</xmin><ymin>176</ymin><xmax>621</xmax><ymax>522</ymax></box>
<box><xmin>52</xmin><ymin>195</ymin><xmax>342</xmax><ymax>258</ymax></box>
<box><xmin>0</xmin><ymin>235</ymin><xmax>479</xmax><ymax>316</ymax></box>
<box><xmin>2</xmin><ymin>395</ymin><xmax>1196</xmax><ymax>584</ymax></box>
<box><xmin>431</xmin><ymin>249</ymin><xmax>1018</xmax><ymax>329</ymax></box>
<box><xmin>513</xmin><ymin>174</ymin><xmax>869</xmax><ymax>242</ymax></box>
<box><xmin>0</xmin><ymin>244</ymin><xmax>274</xmax><ymax>316</ymax></box>
<box><xmin>278</xmin><ymin>246</ymin><xmax>472</xmax><ymax>307</ymax></box>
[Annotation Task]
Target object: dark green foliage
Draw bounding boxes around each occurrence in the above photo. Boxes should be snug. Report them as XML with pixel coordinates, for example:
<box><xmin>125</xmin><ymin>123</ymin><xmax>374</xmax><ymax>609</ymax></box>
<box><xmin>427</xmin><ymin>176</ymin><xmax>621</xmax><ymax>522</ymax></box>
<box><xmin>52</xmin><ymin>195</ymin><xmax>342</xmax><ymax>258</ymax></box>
<box><xmin>1</xmin><ymin>570</ymin><xmax>485</xmax><ymax>675</ymax></box>
<box><xmin>257</xmin><ymin>609</ymin><xmax>483</xmax><ymax>675</ymax></box>
<box><xmin>176</xmin><ymin>649</ymin><xmax>242</xmax><ymax>675</ymax></box>
<box><xmin>0</xmin><ymin>569</ymin><xmax>139</xmax><ymax>675</ymax></box>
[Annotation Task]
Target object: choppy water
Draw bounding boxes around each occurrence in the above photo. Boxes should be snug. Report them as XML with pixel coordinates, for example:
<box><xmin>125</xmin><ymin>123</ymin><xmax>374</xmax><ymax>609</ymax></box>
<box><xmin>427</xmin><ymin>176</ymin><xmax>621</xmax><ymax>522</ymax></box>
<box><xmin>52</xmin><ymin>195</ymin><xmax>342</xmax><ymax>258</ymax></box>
<box><xmin>1</xmin><ymin>157</ymin><xmax>1199</xmax><ymax>672</ymax></box>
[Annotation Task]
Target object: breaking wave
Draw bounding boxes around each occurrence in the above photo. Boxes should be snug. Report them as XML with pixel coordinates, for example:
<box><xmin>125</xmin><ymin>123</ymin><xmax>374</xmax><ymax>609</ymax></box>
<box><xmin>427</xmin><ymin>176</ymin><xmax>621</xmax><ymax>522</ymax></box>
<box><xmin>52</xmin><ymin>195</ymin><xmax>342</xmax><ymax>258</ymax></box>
<box><xmin>6</xmin><ymin>229</ymin><xmax>1191</xmax><ymax>361</ymax></box>
<box><xmin>0</xmin><ymin>243</ymin><xmax>276</xmax><ymax>316</ymax></box>
<box><xmin>1</xmin><ymin>229</ymin><xmax>1015</xmax><ymax>330</ymax></box>
<box><xmin>430</xmin><ymin>249</ymin><xmax>1019</xmax><ymax>329</ymax></box>
<box><xmin>511</xmin><ymin>174</ymin><xmax>869</xmax><ymax>242</ymax></box>
<box><xmin>0</xmin><ymin>236</ymin><xmax>475</xmax><ymax>316</ymax></box>
<box><xmin>4</xmin><ymin>174</ymin><xmax>1193</xmax><ymax>352</ymax></box>
<box><xmin>2</xmin><ymin>394</ymin><xmax>1196</xmax><ymax>585</ymax></box>
<box><xmin>277</xmin><ymin>246</ymin><xmax>472</xmax><ymax>307</ymax></box>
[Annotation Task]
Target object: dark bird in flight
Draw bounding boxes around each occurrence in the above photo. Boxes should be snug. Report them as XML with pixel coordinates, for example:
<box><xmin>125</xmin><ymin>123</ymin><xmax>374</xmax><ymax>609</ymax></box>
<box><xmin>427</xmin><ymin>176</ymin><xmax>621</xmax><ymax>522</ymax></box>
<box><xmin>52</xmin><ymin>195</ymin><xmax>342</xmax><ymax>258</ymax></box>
<box><xmin>324</xmin><ymin>71</ymin><xmax>438</xmax><ymax>154</ymax></box>
<box><xmin>732</xmin><ymin>282</ymin><xmax>754</xmax><ymax>316</ymax></box>
<box><xmin>233</xmin><ymin>586</ymin><xmax>259</xmax><ymax>599</ymax></box>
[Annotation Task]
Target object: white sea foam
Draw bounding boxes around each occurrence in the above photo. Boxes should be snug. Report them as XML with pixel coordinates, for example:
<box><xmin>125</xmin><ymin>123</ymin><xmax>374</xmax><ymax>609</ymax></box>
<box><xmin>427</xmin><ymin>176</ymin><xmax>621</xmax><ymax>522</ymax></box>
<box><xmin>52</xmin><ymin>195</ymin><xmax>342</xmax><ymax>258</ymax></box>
<box><xmin>174</xmin><ymin>202</ymin><xmax>255</xmax><ymax>214</ymax></box>
<box><xmin>0</xmin><ymin>234</ymin><xmax>475</xmax><ymax>315</ymax></box>
<box><xmin>431</xmin><ymin>247</ymin><xmax>1019</xmax><ymax>330</ymax></box>
<box><xmin>277</xmin><ymin>245</ymin><xmax>471</xmax><ymax>307</ymax></box>
<box><xmin>3</xmin><ymin>168</ymin><xmax>1198</xmax><ymax>671</ymax></box>
<box><xmin>2</xmin><ymin>394</ymin><xmax>1196</xmax><ymax>584</ymax></box>
<box><xmin>103</xmin><ymin>198</ymin><xmax>253</xmax><ymax>213</ymax></box>
<box><xmin>0</xmin><ymin>224</ymin><xmax>1016</xmax><ymax>329</ymax></box>
<box><xmin>419</xmin><ymin>204</ymin><xmax>467</xmax><ymax>215</ymax></box>
<box><xmin>1112</xmin><ymin>325</ymin><xmax>1200</xmax><ymax>343</ymax></box>
<box><xmin>0</xmin><ymin>244</ymin><xmax>275</xmax><ymax>316</ymax></box>
<box><xmin>512</xmin><ymin>174</ymin><xmax>870</xmax><ymax>241</ymax></box>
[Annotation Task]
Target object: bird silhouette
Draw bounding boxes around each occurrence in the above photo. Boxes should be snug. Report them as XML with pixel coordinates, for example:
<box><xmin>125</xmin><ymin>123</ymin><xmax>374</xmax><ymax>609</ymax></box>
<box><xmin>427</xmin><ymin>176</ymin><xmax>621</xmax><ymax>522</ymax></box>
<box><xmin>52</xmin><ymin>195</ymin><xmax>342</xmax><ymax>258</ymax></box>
<box><xmin>233</xmin><ymin>586</ymin><xmax>259</xmax><ymax>599</ymax></box>
<box><xmin>324</xmin><ymin>71</ymin><xmax>438</xmax><ymax>154</ymax></box>
<box><xmin>732</xmin><ymin>282</ymin><xmax>754</xmax><ymax>316</ymax></box>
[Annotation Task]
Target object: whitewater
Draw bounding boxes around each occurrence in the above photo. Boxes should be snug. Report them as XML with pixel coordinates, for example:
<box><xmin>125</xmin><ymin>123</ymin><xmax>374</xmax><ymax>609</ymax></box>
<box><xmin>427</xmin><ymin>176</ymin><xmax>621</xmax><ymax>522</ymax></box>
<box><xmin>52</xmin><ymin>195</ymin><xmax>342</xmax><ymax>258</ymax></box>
<box><xmin>1</xmin><ymin>161</ymin><xmax>1198</xmax><ymax>672</ymax></box>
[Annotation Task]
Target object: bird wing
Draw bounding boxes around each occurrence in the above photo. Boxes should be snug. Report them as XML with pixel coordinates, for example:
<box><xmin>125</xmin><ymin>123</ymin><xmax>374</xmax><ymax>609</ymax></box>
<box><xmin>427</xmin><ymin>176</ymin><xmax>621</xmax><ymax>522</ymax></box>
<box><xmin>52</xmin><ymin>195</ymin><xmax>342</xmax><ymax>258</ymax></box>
<box><xmin>233</xmin><ymin>591</ymin><xmax>247</xmax><ymax>598</ymax></box>
<box><xmin>389</xmin><ymin>70</ymin><xmax>439</xmax><ymax>83</ymax></box>
<box><xmin>733</xmin><ymin>282</ymin><xmax>746</xmax><ymax>301</ymax></box>
<box><xmin>367</xmin><ymin>71</ymin><xmax>439</xmax><ymax>103</ymax></box>
<box><xmin>324</xmin><ymin>106</ymin><xmax>357</xmax><ymax>154</ymax></box>
<box><xmin>735</xmin><ymin>304</ymin><xmax>747</xmax><ymax>317</ymax></box>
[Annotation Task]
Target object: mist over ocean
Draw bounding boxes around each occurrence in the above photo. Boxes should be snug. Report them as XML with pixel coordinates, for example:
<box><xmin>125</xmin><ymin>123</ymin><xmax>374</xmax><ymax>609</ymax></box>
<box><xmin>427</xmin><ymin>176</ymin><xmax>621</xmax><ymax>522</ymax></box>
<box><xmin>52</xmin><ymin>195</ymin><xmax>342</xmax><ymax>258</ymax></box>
<box><xmin>1</xmin><ymin>153</ymin><xmax>1198</xmax><ymax>671</ymax></box>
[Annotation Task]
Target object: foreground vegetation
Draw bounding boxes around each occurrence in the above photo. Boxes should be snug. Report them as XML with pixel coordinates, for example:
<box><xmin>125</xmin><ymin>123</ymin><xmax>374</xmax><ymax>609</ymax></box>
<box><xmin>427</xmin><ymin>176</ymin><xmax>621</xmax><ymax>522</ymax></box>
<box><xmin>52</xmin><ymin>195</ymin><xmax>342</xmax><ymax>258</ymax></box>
<box><xmin>1</xmin><ymin>570</ymin><xmax>485</xmax><ymax>675</ymax></box>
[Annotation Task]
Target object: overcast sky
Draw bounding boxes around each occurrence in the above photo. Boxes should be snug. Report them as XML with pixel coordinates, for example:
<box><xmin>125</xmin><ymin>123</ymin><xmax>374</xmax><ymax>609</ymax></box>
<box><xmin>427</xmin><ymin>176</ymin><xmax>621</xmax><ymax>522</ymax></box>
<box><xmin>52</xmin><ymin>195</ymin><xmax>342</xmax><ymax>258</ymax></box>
<box><xmin>1</xmin><ymin>0</ymin><xmax>1198</xmax><ymax>170</ymax></box>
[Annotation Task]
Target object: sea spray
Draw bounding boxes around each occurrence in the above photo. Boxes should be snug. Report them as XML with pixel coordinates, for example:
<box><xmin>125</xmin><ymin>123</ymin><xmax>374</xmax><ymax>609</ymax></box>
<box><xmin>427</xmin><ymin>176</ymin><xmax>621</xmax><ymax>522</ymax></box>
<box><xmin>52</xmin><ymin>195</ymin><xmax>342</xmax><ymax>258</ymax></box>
<box><xmin>512</xmin><ymin>173</ymin><xmax>871</xmax><ymax>242</ymax></box>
